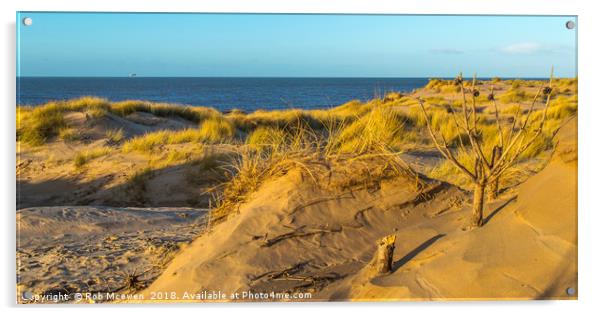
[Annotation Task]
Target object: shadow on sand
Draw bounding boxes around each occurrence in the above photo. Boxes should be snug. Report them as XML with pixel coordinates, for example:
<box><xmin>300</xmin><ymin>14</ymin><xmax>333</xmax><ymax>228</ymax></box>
<box><xmin>484</xmin><ymin>195</ymin><xmax>518</xmax><ymax>225</ymax></box>
<box><xmin>392</xmin><ymin>233</ymin><xmax>446</xmax><ymax>272</ymax></box>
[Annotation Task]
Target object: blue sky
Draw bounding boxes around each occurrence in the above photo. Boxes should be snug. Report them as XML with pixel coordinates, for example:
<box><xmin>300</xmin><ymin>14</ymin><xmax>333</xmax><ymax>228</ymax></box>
<box><xmin>16</xmin><ymin>13</ymin><xmax>577</xmax><ymax>78</ymax></box>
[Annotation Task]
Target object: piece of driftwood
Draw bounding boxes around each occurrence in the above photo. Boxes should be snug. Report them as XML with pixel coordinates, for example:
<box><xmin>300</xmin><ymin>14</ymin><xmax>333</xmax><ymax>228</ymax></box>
<box><xmin>370</xmin><ymin>234</ymin><xmax>396</xmax><ymax>276</ymax></box>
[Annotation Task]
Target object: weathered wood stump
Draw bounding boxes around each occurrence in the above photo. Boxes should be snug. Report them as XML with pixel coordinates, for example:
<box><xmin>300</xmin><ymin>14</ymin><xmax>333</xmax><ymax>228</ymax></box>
<box><xmin>370</xmin><ymin>234</ymin><xmax>396</xmax><ymax>276</ymax></box>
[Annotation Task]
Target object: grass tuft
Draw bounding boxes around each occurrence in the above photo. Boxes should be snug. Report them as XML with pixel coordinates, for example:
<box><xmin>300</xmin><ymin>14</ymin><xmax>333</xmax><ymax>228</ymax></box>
<box><xmin>73</xmin><ymin>147</ymin><xmax>112</xmax><ymax>168</ymax></box>
<box><xmin>198</xmin><ymin>115</ymin><xmax>236</xmax><ymax>143</ymax></box>
<box><xmin>17</xmin><ymin>103</ymin><xmax>67</xmax><ymax>146</ymax></box>
<box><xmin>331</xmin><ymin>107</ymin><xmax>407</xmax><ymax>154</ymax></box>
<box><xmin>105</xmin><ymin>128</ymin><xmax>124</xmax><ymax>145</ymax></box>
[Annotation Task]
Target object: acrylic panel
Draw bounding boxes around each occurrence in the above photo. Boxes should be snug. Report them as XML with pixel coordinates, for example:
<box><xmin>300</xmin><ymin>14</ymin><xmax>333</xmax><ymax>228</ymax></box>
<box><xmin>16</xmin><ymin>12</ymin><xmax>578</xmax><ymax>303</ymax></box>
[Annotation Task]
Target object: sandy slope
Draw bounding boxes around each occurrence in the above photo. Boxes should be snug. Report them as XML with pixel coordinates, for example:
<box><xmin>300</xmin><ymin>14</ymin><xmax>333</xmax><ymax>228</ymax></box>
<box><xmin>17</xmin><ymin>111</ymin><xmax>218</xmax><ymax>209</ymax></box>
<box><xmin>17</xmin><ymin>206</ymin><xmax>207</xmax><ymax>303</ymax></box>
<box><xmin>136</xmin><ymin>119</ymin><xmax>577</xmax><ymax>302</ymax></box>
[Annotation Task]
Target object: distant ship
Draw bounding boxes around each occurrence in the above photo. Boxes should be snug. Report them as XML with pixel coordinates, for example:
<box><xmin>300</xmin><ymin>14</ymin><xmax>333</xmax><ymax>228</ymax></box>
<box><xmin>128</xmin><ymin>73</ymin><xmax>137</xmax><ymax>78</ymax></box>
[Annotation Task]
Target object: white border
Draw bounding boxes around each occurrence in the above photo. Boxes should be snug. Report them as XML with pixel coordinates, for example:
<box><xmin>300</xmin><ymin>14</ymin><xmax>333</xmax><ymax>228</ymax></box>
<box><xmin>2</xmin><ymin>0</ymin><xmax>600</xmax><ymax>315</ymax></box>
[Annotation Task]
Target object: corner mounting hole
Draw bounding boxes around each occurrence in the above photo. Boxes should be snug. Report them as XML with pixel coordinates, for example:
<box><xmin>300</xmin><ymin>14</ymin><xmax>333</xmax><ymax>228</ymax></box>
<box><xmin>566</xmin><ymin>287</ymin><xmax>575</xmax><ymax>295</ymax></box>
<box><xmin>565</xmin><ymin>20</ymin><xmax>575</xmax><ymax>29</ymax></box>
<box><xmin>23</xmin><ymin>17</ymin><xmax>33</xmax><ymax>26</ymax></box>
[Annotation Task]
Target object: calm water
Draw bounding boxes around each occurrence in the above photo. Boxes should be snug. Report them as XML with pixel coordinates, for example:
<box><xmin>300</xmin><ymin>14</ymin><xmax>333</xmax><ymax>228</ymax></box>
<box><xmin>17</xmin><ymin>77</ymin><xmax>429</xmax><ymax>111</ymax></box>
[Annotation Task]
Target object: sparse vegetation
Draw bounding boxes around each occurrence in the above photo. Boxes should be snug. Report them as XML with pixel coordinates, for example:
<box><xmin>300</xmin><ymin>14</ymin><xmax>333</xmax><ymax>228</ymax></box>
<box><xmin>122</xmin><ymin>129</ymin><xmax>205</xmax><ymax>153</ymax></box>
<box><xmin>122</xmin><ymin>116</ymin><xmax>236</xmax><ymax>154</ymax></box>
<box><xmin>16</xmin><ymin>73</ymin><xmax>578</xmax><ymax>303</ymax></box>
<box><xmin>105</xmin><ymin>128</ymin><xmax>124</xmax><ymax>145</ymax></box>
<box><xmin>17</xmin><ymin>75</ymin><xmax>577</xmax><ymax>225</ymax></box>
<box><xmin>73</xmin><ymin>147</ymin><xmax>112</xmax><ymax>168</ymax></box>
<box><xmin>498</xmin><ymin>89</ymin><xmax>529</xmax><ymax>103</ymax></box>
<box><xmin>209</xmin><ymin>112</ymin><xmax>419</xmax><ymax>225</ymax></box>
<box><xmin>59</xmin><ymin>127</ymin><xmax>83</xmax><ymax>142</ymax></box>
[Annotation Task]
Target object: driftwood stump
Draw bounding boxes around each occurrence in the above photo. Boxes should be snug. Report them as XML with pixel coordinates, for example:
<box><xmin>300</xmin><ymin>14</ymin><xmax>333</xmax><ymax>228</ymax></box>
<box><xmin>370</xmin><ymin>234</ymin><xmax>396</xmax><ymax>276</ymax></box>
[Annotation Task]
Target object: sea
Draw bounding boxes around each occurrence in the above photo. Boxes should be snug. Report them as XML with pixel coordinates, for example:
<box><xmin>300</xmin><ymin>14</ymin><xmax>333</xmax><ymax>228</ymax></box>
<box><xmin>16</xmin><ymin>77</ymin><xmax>430</xmax><ymax>112</ymax></box>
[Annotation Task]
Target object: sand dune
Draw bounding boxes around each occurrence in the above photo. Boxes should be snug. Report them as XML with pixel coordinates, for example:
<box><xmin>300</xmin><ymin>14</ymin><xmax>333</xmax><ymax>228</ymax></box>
<box><xmin>136</xmin><ymin>119</ymin><xmax>576</xmax><ymax>302</ymax></box>
<box><xmin>17</xmin><ymin>111</ymin><xmax>221</xmax><ymax>210</ymax></box>
<box><xmin>16</xmin><ymin>79</ymin><xmax>577</xmax><ymax>303</ymax></box>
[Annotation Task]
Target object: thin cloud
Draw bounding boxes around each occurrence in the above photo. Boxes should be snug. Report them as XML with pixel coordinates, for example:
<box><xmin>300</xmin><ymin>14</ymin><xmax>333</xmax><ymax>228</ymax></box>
<box><xmin>429</xmin><ymin>48</ymin><xmax>464</xmax><ymax>55</ymax></box>
<box><xmin>500</xmin><ymin>42</ymin><xmax>545</xmax><ymax>54</ymax></box>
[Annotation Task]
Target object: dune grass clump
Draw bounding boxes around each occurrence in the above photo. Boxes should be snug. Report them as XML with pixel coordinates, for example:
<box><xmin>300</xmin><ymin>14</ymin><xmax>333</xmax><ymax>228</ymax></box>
<box><xmin>165</xmin><ymin>129</ymin><xmax>204</xmax><ymax>144</ymax></box>
<box><xmin>64</xmin><ymin>96</ymin><xmax>111</xmax><ymax>111</ymax></box>
<box><xmin>511</xmin><ymin>80</ymin><xmax>523</xmax><ymax>90</ymax></box>
<box><xmin>198</xmin><ymin>115</ymin><xmax>236</xmax><ymax>143</ymax></box>
<box><xmin>246</xmin><ymin>126</ymin><xmax>288</xmax><ymax>151</ymax></box>
<box><xmin>517</xmin><ymin>131</ymin><xmax>554</xmax><ymax>160</ymax></box>
<box><xmin>209</xmin><ymin>124</ymin><xmax>321</xmax><ymax>224</ymax></box>
<box><xmin>501</xmin><ymin>104</ymin><xmax>522</xmax><ymax>115</ymax></box>
<box><xmin>211</xmin><ymin>116</ymin><xmax>420</xmax><ymax>225</ymax></box>
<box><xmin>17</xmin><ymin>103</ymin><xmax>67</xmax><ymax>146</ymax></box>
<box><xmin>331</xmin><ymin>99</ymin><xmax>373</xmax><ymax>116</ymax></box>
<box><xmin>86</xmin><ymin>107</ymin><xmax>108</xmax><ymax>119</ymax></box>
<box><xmin>122</xmin><ymin>129</ymin><xmax>205</xmax><ymax>153</ymax></box>
<box><xmin>73</xmin><ymin>147</ymin><xmax>112</xmax><ymax>168</ymax></box>
<box><xmin>407</xmin><ymin>105</ymin><xmax>452</xmax><ymax>127</ymax></box>
<box><xmin>109</xmin><ymin>100</ymin><xmax>152</xmax><ymax>116</ymax></box>
<box><xmin>546</xmin><ymin>103</ymin><xmax>577</xmax><ymax>120</ymax></box>
<box><xmin>122</xmin><ymin>118</ymin><xmax>236</xmax><ymax>154</ymax></box>
<box><xmin>425</xmin><ymin>78</ymin><xmax>461</xmax><ymax>94</ymax></box>
<box><xmin>110</xmin><ymin>100</ymin><xmax>218</xmax><ymax>123</ymax></box>
<box><xmin>144</xmin><ymin>143</ymin><xmax>207</xmax><ymax>168</ymax></box>
<box><xmin>228</xmin><ymin>99</ymin><xmax>377</xmax><ymax>134</ymax></box>
<box><xmin>230</xmin><ymin>108</ymin><xmax>323</xmax><ymax>132</ymax></box>
<box><xmin>425</xmin><ymin>78</ymin><xmax>444</xmax><ymax>90</ymax></box>
<box><xmin>122</xmin><ymin>131</ymin><xmax>171</xmax><ymax>153</ymax></box>
<box><xmin>498</xmin><ymin>89</ymin><xmax>529</xmax><ymax>103</ymax></box>
<box><xmin>330</xmin><ymin>107</ymin><xmax>408</xmax><ymax>154</ymax></box>
<box><xmin>58</xmin><ymin>127</ymin><xmax>83</xmax><ymax>142</ymax></box>
<box><xmin>312</xmin><ymin>99</ymin><xmax>374</xmax><ymax>125</ymax></box>
<box><xmin>425</xmin><ymin>78</ymin><xmax>450</xmax><ymax>91</ymax></box>
<box><xmin>556</xmin><ymin>78</ymin><xmax>578</xmax><ymax>94</ymax></box>
<box><xmin>105</xmin><ymin>128</ymin><xmax>124</xmax><ymax>145</ymax></box>
<box><xmin>517</xmin><ymin>94</ymin><xmax>578</xmax><ymax>159</ymax></box>
<box><xmin>383</xmin><ymin>91</ymin><xmax>404</xmax><ymax>102</ymax></box>
<box><xmin>546</xmin><ymin>95</ymin><xmax>578</xmax><ymax>120</ymax></box>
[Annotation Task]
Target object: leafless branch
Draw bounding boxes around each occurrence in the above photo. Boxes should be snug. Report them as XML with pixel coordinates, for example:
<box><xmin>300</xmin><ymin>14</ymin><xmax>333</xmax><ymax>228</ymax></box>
<box><xmin>417</xmin><ymin>98</ymin><xmax>477</xmax><ymax>180</ymax></box>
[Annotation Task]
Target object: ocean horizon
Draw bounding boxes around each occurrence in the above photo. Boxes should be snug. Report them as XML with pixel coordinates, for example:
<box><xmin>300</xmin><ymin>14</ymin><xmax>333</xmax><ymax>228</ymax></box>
<box><xmin>16</xmin><ymin>76</ymin><xmax>547</xmax><ymax>111</ymax></box>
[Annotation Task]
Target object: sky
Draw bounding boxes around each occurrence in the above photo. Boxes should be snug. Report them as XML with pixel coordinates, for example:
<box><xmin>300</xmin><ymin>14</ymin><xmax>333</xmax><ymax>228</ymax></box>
<box><xmin>16</xmin><ymin>13</ymin><xmax>577</xmax><ymax>78</ymax></box>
